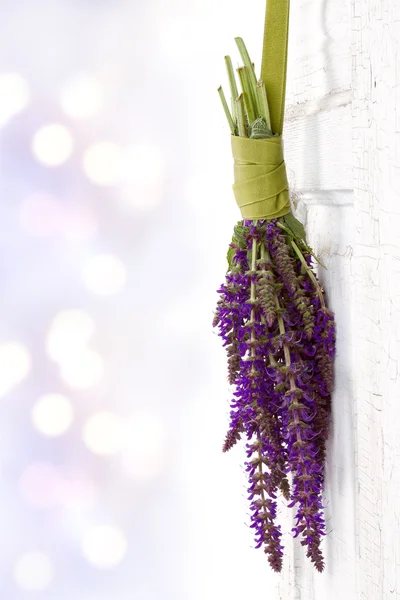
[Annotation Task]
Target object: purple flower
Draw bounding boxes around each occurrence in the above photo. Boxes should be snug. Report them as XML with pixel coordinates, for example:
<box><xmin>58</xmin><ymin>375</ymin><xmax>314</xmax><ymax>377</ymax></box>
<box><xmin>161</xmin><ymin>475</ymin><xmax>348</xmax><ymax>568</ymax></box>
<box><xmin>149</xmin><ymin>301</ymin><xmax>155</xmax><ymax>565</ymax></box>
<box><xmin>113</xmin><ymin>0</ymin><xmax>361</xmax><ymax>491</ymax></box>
<box><xmin>213</xmin><ymin>218</ymin><xmax>336</xmax><ymax>572</ymax></box>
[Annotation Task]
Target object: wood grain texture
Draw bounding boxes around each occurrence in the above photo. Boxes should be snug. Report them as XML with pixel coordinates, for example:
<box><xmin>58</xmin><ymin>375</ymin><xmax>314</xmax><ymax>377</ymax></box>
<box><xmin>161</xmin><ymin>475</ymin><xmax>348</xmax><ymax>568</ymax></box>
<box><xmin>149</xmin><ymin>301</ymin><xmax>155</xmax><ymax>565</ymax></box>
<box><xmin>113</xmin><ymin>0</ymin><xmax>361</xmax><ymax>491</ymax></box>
<box><xmin>286</xmin><ymin>0</ymin><xmax>351</xmax><ymax>106</ymax></box>
<box><xmin>275</xmin><ymin>0</ymin><xmax>400</xmax><ymax>598</ymax></box>
<box><xmin>284</xmin><ymin>103</ymin><xmax>352</xmax><ymax>191</ymax></box>
<box><xmin>351</xmin><ymin>1</ymin><xmax>400</xmax><ymax>598</ymax></box>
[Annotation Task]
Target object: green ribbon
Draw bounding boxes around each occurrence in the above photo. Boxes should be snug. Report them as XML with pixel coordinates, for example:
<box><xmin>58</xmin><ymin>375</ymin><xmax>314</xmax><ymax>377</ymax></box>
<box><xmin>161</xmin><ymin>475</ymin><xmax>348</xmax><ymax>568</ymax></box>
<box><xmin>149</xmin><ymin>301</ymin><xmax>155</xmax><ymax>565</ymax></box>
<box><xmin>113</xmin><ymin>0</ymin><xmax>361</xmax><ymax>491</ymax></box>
<box><xmin>232</xmin><ymin>0</ymin><xmax>291</xmax><ymax>220</ymax></box>
<box><xmin>231</xmin><ymin>135</ymin><xmax>289</xmax><ymax>219</ymax></box>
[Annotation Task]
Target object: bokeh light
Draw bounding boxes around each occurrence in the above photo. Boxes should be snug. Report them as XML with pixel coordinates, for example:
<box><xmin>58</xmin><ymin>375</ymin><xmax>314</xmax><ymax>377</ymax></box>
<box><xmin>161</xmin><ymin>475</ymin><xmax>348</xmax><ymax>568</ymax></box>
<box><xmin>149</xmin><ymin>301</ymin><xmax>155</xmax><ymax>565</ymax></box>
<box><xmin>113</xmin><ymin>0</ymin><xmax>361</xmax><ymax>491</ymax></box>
<box><xmin>82</xmin><ymin>142</ymin><xmax>123</xmax><ymax>186</ymax></box>
<box><xmin>0</xmin><ymin>73</ymin><xmax>29</xmax><ymax>126</ymax></box>
<box><xmin>19</xmin><ymin>193</ymin><xmax>63</xmax><ymax>237</ymax></box>
<box><xmin>19</xmin><ymin>462</ymin><xmax>64</xmax><ymax>509</ymax></box>
<box><xmin>119</xmin><ymin>144</ymin><xmax>165</xmax><ymax>211</ymax></box>
<box><xmin>19</xmin><ymin>194</ymin><xmax>98</xmax><ymax>242</ymax></box>
<box><xmin>0</xmin><ymin>342</ymin><xmax>31</xmax><ymax>399</ymax></box>
<box><xmin>46</xmin><ymin>310</ymin><xmax>96</xmax><ymax>364</ymax></box>
<box><xmin>81</xmin><ymin>526</ymin><xmax>127</xmax><ymax>569</ymax></box>
<box><xmin>19</xmin><ymin>463</ymin><xmax>96</xmax><ymax>512</ymax></box>
<box><xmin>82</xmin><ymin>254</ymin><xmax>127</xmax><ymax>296</ymax></box>
<box><xmin>62</xmin><ymin>204</ymin><xmax>98</xmax><ymax>243</ymax></box>
<box><xmin>13</xmin><ymin>552</ymin><xmax>54</xmax><ymax>591</ymax></box>
<box><xmin>31</xmin><ymin>393</ymin><xmax>74</xmax><ymax>437</ymax></box>
<box><xmin>61</xmin><ymin>475</ymin><xmax>96</xmax><ymax>512</ymax></box>
<box><xmin>47</xmin><ymin>311</ymin><xmax>103</xmax><ymax>390</ymax></box>
<box><xmin>60</xmin><ymin>76</ymin><xmax>104</xmax><ymax>119</ymax></box>
<box><xmin>32</xmin><ymin>123</ymin><xmax>74</xmax><ymax>167</ymax></box>
<box><xmin>121</xmin><ymin>411</ymin><xmax>165</xmax><ymax>482</ymax></box>
<box><xmin>59</xmin><ymin>349</ymin><xmax>104</xmax><ymax>389</ymax></box>
<box><xmin>0</xmin><ymin>1</ymin><xmax>251</xmax><ymax>597</ymax></box>
<box><xmin>83</xmin><ymin>411</ymin><xmax>123</xmax><ymax>456</ymax></box>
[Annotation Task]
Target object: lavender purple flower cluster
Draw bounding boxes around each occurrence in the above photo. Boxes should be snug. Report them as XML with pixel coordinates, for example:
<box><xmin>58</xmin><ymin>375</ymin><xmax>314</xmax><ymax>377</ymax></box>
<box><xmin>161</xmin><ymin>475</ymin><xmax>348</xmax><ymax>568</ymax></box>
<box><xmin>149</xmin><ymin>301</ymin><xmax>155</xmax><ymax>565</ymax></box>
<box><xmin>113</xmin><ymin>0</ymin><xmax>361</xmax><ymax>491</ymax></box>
<box><xmin>213</xmin><ymin>219</ymin><xmax>335</xmax><ymax>573</ymax></box>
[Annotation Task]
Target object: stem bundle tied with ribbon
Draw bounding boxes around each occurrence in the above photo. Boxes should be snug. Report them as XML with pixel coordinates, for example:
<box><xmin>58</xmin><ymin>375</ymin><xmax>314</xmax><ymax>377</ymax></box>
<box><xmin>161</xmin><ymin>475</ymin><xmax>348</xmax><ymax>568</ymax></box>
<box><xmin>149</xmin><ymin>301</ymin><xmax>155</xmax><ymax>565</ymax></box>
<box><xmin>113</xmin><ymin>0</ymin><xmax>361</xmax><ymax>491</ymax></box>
<box><xmin>213</xmin><ymin>0</ymin><xmax>336</xmax><ymax>573</ymax></box>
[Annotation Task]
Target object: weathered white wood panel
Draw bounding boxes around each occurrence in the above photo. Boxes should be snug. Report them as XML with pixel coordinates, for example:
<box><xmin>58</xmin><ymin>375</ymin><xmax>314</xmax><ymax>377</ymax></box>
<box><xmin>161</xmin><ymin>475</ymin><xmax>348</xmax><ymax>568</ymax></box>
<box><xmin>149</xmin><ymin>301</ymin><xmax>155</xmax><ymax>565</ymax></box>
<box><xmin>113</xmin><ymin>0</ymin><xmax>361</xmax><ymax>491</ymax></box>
<box><xmin>274</xmin><ymin>0</ymin><xmax>356</xmax><ymax>591</ymax></box>
<box><xmin>277</xmin><ymin>199</ymin><xmax>358</xmax><ymax>599</ymax></box>
<box><xmin>277</xmin><ymin>0</ymin><xmax>400</xmax><ymax>598</ymax></box>
<box><xmin>286</xmin><ymin>0</ymin><xmax>351</xmax><ymax>105</ymax></box>
<box><xmin>284</xmin><ymin>101</ymin><xmax>352</xmax><ymax>191</ymax></box>
<box><xmin>351</xmin><ymin>1</ymin><xmax>400</xmax><ymax>598</ymax></box>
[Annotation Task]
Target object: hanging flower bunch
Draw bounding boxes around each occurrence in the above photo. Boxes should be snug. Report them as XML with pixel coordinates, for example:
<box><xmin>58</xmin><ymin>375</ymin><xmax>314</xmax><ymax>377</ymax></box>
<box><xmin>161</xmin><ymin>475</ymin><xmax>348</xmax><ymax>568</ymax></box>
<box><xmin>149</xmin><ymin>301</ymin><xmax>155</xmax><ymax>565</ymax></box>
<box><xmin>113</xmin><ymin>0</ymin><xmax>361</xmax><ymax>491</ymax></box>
<box><xmin>213</xmin><ymin>37</ymin><xmax>336</xmax><ymax>573</ymax></box>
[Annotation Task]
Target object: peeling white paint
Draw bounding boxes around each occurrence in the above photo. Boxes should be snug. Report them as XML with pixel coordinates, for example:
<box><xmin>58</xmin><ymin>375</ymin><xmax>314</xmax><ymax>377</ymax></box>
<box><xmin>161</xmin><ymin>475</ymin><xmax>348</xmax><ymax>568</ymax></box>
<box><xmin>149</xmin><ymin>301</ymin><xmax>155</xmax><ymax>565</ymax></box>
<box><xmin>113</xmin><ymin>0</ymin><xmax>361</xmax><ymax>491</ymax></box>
<box><xmin>274</xmin><ymin>0</ymin><xmax>400</xmax><ymax>598</ymax></box>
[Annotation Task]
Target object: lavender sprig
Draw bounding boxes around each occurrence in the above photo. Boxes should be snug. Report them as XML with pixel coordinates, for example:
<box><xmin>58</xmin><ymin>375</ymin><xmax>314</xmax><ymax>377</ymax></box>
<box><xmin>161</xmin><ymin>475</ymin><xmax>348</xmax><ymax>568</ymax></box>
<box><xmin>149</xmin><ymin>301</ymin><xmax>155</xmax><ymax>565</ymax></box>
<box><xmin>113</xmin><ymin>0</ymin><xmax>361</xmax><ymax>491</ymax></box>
<box><xmin>213</xmin><ymin>219</ymin><xmax>335</xmax><ymax>572</ymax></box>
<box><xmin>214</xmin><ymin>37</ymin><xmax>336</xmax><ymax>573</ymax></box>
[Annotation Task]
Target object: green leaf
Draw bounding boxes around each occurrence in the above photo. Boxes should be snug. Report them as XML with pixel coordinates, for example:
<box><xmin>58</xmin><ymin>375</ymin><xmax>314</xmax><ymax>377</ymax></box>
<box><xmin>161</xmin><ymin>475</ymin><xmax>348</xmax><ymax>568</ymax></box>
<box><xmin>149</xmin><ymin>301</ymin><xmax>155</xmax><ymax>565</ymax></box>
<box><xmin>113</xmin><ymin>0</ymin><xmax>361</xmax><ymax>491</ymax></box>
<box><xmin>282</xmin><ymin>213</ymin><xmax>307</xmax><ymax>242</ymax></box>
<box><xmin>233</xmin><ymin>222</ymin><xmax>248</xmax><ymax>248</ymax></box>
<box><xmin>249</xmin><ymin>117</ymin><xmax>273</xmax><ymax>139</ymax></box>
<box><xmin>278</xmin><ymin>216</ymin><xmax>328</xmax><ymax>270</ymax></box>
<box><xmin>276</xmin><ymin>220</ymin><xmax>293</xmax><ymax>238</ymax></box>
<box><xmin>227</xmin><ymin>245</ymin><xmax>236</xmax><ymax>271</ymax></box>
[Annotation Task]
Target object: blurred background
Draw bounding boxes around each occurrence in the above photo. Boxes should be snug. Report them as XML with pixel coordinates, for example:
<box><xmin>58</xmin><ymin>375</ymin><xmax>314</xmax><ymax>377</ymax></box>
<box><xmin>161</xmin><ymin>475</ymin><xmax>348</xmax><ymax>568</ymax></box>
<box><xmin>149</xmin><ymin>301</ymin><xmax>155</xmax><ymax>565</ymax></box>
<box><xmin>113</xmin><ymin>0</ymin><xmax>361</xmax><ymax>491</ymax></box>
<box><xmin>0</xmin><ymin>0</ymin><xmax>282</xmax><ymax>598</ymax></box>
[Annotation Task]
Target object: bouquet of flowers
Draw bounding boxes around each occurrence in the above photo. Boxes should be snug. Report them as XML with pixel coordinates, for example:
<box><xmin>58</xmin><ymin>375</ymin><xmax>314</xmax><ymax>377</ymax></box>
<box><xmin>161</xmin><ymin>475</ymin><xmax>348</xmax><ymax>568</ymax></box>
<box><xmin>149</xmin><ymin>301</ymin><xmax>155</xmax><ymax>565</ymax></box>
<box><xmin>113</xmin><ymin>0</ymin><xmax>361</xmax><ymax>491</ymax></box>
<box><xmin>213</xmin><ymin>0</ymin><xmax>336</xmax><ymax>573</ymax></box>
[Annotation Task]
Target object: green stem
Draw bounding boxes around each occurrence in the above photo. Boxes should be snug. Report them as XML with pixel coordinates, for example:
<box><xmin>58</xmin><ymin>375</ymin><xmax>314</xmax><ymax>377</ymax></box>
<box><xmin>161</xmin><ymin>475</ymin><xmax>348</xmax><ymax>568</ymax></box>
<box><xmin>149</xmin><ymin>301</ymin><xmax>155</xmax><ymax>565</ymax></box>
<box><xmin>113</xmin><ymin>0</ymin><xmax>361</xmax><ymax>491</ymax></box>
<box><xmin>256</xmin><ymin>79</ymin><xmax>272</xmax><ymax>131</ymax></box>
<box><xmin>218</xmin><ymin>86</ymin><xmax>235</xmax><ymax>135</ymax></box>
<box><xmin>250</xmin><ymin>235</ymin><xmax>273</xmax><ymax>544</ymax></box>
<box><xmin>265</xmin><ymin>237</ymin><xmax>293</xmax><ymax>369</ymax></box>
<box><xmin>251</xmin><ymin>236</ymin><xmax>257</xmax><ymax>301</ymax></box>
<box><xmin>274</xmin><ymin>292</ymin><xmax>310</xmax><ymax>532</ymax></box>
<box><xmin>276</xmin><ymin>221</ymin><xmax>292</xmax><ymax>235</ymax></box>
<box><xmin>235</xmin><ymin>37</ymin><xmax>259</xmax><ymax>115</ymax></box>
<box><xmin>236</xmin><ymin>94</ymin><xmax>247</xmax><ymax>138</ymax></box>
<box><xmin>291</xmin><ymin>240</ymin><xmax>325</xmax><ymax>307</ymax></box>
<box><xmin>237</xmin><ymin>67</ymin><xmax>256</xmax><ymax>124</ymax></box>
<box><xmin>276</xmin><ymin>296</ymin><xmax>291</xmax><ymax>367</ymax></box>
<box><xmin>274</xmin><ymin>295</ymin><xmax>304</xmax><ymax>459</ymax></box>
<box><xmin>224</xmin><ymin>55</ymin><xmax>239</xmax><ymax>131</ymax></box>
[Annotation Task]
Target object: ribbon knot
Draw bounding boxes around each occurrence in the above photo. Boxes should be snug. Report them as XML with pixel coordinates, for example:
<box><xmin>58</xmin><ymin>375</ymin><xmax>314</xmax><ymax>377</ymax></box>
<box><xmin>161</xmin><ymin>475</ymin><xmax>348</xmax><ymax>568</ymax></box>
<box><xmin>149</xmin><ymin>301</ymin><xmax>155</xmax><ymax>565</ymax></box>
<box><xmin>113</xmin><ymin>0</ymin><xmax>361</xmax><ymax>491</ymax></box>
<box><xmin>231</xmin><ymin>134</ymin><xmax>291</xmax><ymax>220</ymax></box>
